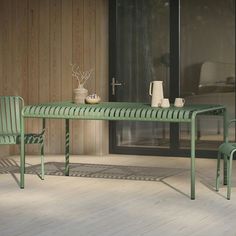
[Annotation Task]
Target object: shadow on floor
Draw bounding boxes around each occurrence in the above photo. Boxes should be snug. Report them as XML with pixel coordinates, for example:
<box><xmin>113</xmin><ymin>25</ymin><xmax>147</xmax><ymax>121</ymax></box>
<box><xmin>0</xmin><ymin>158</ymin><xmax>20</xmax><ymax>186</ymax></box>
<box><xmin>1</xmin><ymin>158</ymin><xmax>228</xmax><ymax>199</ymax></box>
<box><xmin>26</xmin><ymin>162</ymin><xmax>187</xmax><ymax>181</ymax></box>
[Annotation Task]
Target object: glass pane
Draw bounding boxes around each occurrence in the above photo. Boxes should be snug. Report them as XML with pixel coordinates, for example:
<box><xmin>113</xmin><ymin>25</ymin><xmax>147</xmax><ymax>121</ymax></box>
<box><xmin>115</xmin><ymin>0</ymin><xmax>170</xmax><ymax>148</ymax></box>
<box><xmin>180</xmin><ymin>0</ymin><xmax>235</xmax><ymax>150</ymax></box>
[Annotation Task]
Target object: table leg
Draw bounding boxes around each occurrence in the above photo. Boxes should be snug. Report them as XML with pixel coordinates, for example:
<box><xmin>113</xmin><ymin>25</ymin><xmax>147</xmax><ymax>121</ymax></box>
<box><xmin>223</xmin><ymin>109</ymin><xmax>228</xmax><ymax>185</ymax></box>
<box><xmin>20</xmin><ymin>116</ymin><xmax>25</xmax><ymax>188</ymax></box>
<box><xmin>191</xmin><ymin>117</ymin><xmax>196</xmax><ymax>200</ymax></box>
<box><xmin>65</xmin><ymin>119</ymin><xmax>70</xmax><ymax>176</ymax></box>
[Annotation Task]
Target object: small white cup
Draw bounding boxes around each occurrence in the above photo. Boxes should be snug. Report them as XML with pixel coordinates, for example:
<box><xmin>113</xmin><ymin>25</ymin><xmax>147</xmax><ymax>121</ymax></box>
<box><xmin>174</xmin><ymin>98</ymin><xmax>185</xmax><ymax>107</ymax></box>
<box><xmin>161</xmin><ymin>98</ymin><xmax>170</xmax><ymax>108</ymax></box>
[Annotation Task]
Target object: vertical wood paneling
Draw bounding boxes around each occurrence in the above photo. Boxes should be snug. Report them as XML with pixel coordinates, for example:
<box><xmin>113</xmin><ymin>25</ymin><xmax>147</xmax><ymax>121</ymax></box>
<box><xmin>49</xmin><ymin>0</ymin><xmax>62</xmax><ymax>154</ymax></box>
<box><xmin>0</xmin><ymin>0</ymin><xmax>2</xmax><ymax>91</ymax></box>
<box><xmin>95</xmin><ymin>0</ymin><xmax>109</xmax><ymax>155</ymax></box>
<box><xmin>27</xmin><ymin>0</ymin><xmax>40</xmax><ymax>154</ymax></box>
<box><xmin>61</xmin><ymin>0</ymin><xmax>73</xmax><ymax>153</ymax></box>
<box><xmin>1</xmin><ymin>0</ymin><xmax>8</xmax><ymax>97</ymax></box>
<box><xmin>0</xmin><ymin>0</ymin><xmax>9</xmax><ymax>156</ymax></box>
<box><xmin>39</xmin><ymin>0</ymin><xmax>50</xmax><ymax>152</ymax></box>
<box><xmin>84</xmin><ymin>0</ymin><xmax>96</xmax><ymax>154</ymax></box>
<box><xmin>0</xmin><ymin>1</ymin><xmax>2</xmax><ymax>96</ymax></box>
<box><xmin>5</xmin><ymin>0</ymin><xmax>13</xmax><ymax>97</ymax></box>
<box><xmin>28</xmin><ymin>0</ymin><xmax>40</xmax><ymax>104</ymax></box>
<box><xmin>16</xmin><ymin>0</ymin><xmax>28</xmax><ymax>99</ymax></box>
<box><xmin>2</xmin><ymin>0</ymin><xmax>13</xmax><ymax>155</ymax></box>
<box><xmin>11</xmin><ymin>0</ymin><xmax>17</xmax><ymax>96</ymax></box>
<box><xmin>12</xmin><ymin>0</ymin><xmax>28</xmax><ymax>154</ymax></box>
<box><xmin>0</xmin><ymin>0</ymin><xmax>109</xmax><ymax>157</ymax></box>
<box><xmin>72</xmin><ymin>0</ymin><xmax>84</xmax><ymax>154</ymax></box>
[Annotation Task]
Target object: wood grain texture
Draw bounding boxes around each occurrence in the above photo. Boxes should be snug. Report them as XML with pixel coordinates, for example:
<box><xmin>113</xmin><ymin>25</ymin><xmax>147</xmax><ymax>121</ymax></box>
<box><xmin>1</xmin><ymin>155</ymin><xmax>236</xmax><ymax>235</ymax></box>
<box><xmin>83</xmin><ymin>0</ymin><xmax>96</xmax><ymax>154</ymax></box>
<box><xmin>61</xmin><ymin>0</ymin><xmax>73</xmax><ymax>154</ymax></box>
<box><xmin>92</xmin><ymin>0</ymin><xmax>109</xmax><ymax>155</ymax></box>
<box><xmin>0</xmin><ymin>0</ymin><xmax>2</xmax><ymax>96</ymax></box>
<box><xmin>0</xmin><ymin>0</ymin><xmax>109</xmax><ymax>156</ymax></box>
<box><xmin>0</xmin><ymin>0</ymin><xmax>9</xmax><ymax>156</ymax></box>
<box><xmin>2</xmin><ymin>0</ymin><xmax>14</xmax><ymax>155</ymax></box>
<box><xmin>13</xmin><ymin>0</ymin><xmax>28</xmax><ymax>154</ymax></box>
<box><xmin>72</xmin><ymin>0</ymin><xmax>85</xmax><ymax>155</ymax></box>
<box><xmin>49</xmin><ymin>0</ymin><xmax>62</xmax><ymax>154</ymax></box>
<box><xmin>27</xmin><ymin>0</ymin><xmax>40</xmax><ymax>154</ymax></box>
<box><xmin>95</xmin><ymin>0</ymin><xmax>109</xmax><ymax>155</ymax></box>
<box><xmin>39</xmin><ymin>0</ymin><xmax>50</xmax><ymax>152</ymax></box>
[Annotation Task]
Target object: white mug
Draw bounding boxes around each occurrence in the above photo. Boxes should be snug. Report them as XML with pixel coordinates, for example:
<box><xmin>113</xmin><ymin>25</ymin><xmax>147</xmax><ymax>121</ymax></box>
<box><xmin>174</xmin><ymin>98</ymin><xmax>185</xmax><ymax>107</ymax></box>
<box><xmin>161</xmin><ymin>98</ymin><xmax>170</xmax><ymax>108</ymax></box>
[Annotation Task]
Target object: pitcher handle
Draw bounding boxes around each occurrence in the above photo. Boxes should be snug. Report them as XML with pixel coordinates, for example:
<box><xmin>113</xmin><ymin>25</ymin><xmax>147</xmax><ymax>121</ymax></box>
<box><xmin>149</xmin><ymin>82</ymin><xmax>153</xmax><ymax>96</ymax></box>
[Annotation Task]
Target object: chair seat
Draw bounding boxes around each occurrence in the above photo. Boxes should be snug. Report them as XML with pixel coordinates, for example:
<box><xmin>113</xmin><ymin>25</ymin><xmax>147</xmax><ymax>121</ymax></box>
<box><xmin>219</xmin><ymin>142</ymin><xmax>236</xmax><ymax>156</ymax></box>
<box><xmin>0</xmin><ymin>133</ymin><xmax>44</xmax><ymax>145</ymax></box>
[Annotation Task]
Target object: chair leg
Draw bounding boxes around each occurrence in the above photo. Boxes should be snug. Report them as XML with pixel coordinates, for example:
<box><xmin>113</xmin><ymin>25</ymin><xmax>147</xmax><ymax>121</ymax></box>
<box><xmin>223</xmin><ymin>154</ymin><xmax>228</xmax><ymax>185</ymax></box>
<box><xmin>227</xmin><ymin>153</ymin><xmax>234</xmax><ymax>200</ymax></box>
<box><xmin>216</xmin><ymin>152</ymin><xmax>221</xmax><ymax>191</ymax></box>
<box><xmin>40</xmin><ymin>142</ymin><xmax>44</xmax><ymax>180</ymax></box>
<box><xmin>19</xmin><ymin>144</ymin><xmax>26</xmax><ymax>174</ymax></box>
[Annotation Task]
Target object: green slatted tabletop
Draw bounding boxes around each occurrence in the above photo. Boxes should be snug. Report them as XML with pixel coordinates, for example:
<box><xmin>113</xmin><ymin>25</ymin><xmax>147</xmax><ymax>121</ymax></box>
<box><xmin>20</xmin><ymin>101</ymin><xmax>227</xmax><ymax>199</ymax></box>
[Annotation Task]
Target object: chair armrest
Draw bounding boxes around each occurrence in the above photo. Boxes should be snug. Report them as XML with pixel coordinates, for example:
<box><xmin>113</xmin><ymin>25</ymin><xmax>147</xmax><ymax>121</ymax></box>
<box><xmin>39</xmin><ymin>118</ymin><xmax>46</xmax><ymax>135</ymax></box>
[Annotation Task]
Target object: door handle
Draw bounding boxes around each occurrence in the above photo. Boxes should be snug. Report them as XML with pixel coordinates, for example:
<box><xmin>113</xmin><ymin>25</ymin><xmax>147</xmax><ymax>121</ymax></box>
<box><xmin>111</xmin><ymin>77</ymin><xmax>122</xmax><ymax>95</ymax></box>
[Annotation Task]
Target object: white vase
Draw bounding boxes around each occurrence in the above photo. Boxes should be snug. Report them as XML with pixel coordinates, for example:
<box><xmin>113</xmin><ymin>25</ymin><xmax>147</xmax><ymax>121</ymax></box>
<box><xmin>149</xmin><ymin>81</ymin><xmax>164</xmax><ymax>107</ymax></box>
<box><xmin>73</xmin><ymin>85</ymin><xmax>88</xmax><ymax>104</ymax></box>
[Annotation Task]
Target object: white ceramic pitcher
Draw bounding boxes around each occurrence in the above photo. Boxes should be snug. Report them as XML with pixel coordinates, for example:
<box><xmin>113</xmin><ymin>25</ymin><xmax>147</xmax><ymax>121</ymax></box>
<box><xmin>149</xmin><ymin>81</ymin><xmax>164</xmax><ymax>107</ymax></box>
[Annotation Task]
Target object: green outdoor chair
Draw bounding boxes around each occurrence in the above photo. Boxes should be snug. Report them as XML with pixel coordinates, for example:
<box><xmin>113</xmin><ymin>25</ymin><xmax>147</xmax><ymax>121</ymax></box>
<box><xmin>216</xmin><ymin>119</ymin><xmax>236</xmax><ymax>200</ymax></box>
<box><xmin>0</xmin><ymin>96</ymin><xmax>45</xmax><ymax>180</ymax></box>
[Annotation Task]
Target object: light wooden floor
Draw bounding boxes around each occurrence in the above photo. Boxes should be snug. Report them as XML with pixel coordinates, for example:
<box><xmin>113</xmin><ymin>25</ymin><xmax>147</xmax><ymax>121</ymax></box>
<box><xmin>0</xmin><ymin>154</ymin><xmax>236</xmax><ymax>236</ymax></box>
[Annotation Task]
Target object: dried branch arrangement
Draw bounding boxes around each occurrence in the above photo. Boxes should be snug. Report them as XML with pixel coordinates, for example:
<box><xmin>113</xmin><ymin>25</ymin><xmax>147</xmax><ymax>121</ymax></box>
<box><xmin>71</xmin><ymin>63</ymin><xmax>93</xmax><ymax>88</ymax></box>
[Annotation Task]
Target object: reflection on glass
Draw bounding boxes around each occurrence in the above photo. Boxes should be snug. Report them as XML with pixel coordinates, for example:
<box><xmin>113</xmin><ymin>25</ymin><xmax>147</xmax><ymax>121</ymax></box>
<box><xmin>115</xmin><ymin>0</ymin><xmax>170</xmax><ymax>148</ymax></box>
<box><xmin>116</xmin><ymin>121</ymin><xmax>170</xmax><ymax>148</ymax></box>
<box><xmin>180</xmin><ymin>0</ymin><xmax>235</xmax><ymax>150</ymax></box>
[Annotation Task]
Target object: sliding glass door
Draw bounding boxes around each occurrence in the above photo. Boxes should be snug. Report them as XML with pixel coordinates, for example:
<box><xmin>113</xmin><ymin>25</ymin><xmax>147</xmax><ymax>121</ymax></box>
<box><xmin>109</xmin><ymin>0</ymin><xmax>235</xmax><ymax>157</ymax></box>
<box><xmin>179</xmin><ymin>0</ymin><xmax>236</xmax><ymax>153</ymax></box>
<box><xmin>109</xmin><ymin>0</ymin><xmax>172</xmax><ymax>155</ymax></box>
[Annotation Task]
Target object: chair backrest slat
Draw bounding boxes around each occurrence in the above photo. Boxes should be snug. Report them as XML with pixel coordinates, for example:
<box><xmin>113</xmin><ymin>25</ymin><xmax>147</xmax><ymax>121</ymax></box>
<box><xmin>14</xmin><ymin>97</ymin><xmax>22</xmax><ymax>133</ymax></box>
<box><xmin>0</xmin><ymin>101</ymin><xmax>2</xmax><ymax>133</ymax></box>
<box><xmin>10</xmin><ymin>97</ymin><xmax>17</xmax><ymax>133</ymax></box>
<box><xmin>0</xmin><ymin>96</ymin><xmax>23</xmax><ymax>134</ymax></box>
<box><xmin>0</xmin><ymin>98</ymin><xmax>7</xmax><ymax>133</ymax></box>
<box><xmin>5</xmin><ymin>97</ymin><xmax>12</xmax><ymax>133</ymax></box>
<box><xmin>0</xmin><ymin>100</ymin><xmax>3</xmax><ymax>133</ymax></box>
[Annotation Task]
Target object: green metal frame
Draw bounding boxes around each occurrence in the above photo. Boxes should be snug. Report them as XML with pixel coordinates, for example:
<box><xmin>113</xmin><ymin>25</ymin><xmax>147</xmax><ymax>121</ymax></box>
<box><xmin>216</xmin><ymin>118</ymin><xmax>236</xmax><ymax>200</ymax></box>
<box><xmin>20</xmin><ymin>102</ymin><xmax>226</xmax><ymax>199</ymax></box>
<box><xmin>0</xmin><ymin>96</ymin><xmax>45</xmax><ymax>181</ymax></box>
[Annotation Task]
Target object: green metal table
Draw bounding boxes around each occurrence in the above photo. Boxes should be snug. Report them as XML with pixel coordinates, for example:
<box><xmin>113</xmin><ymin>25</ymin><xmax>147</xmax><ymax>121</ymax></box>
<box><xmin>20</xmin><ymin>102</ymin><xmax>227</xmax><ymax>199</ymax></box>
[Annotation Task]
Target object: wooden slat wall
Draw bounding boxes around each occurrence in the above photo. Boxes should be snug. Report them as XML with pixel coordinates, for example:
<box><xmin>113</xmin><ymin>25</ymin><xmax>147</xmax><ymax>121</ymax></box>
<box><xmin>72</xmin><ymin>0</ymin><xmax>85</xmax><ymax>155</ymax></box>
<box><xmin>84</xmin><ymin>0</ymin><xmax>96</xmax><ymax>154</ymax></box>
<box><xmin>39</xmin><ymin>0</ymin><xmax>50</xmax><ymax>153</ymax></box>
<box><xmin>49</xmin><ymin>0</ymin><xmax>62</xmax><ymax>154</ymax></box>
<box><xmin>0</xmin><ymin>0</ymin><xmax>9</xmax><ymax>156</ymax></box>
<box><xmin>0</xmin><ymin>0</ymin><xmax>109</xmax><ymax>157</ymax></box>
<box><xmin>27</xmin><ymin>0</ymin><xmax>40</xmax><ymax>154</ymax></box>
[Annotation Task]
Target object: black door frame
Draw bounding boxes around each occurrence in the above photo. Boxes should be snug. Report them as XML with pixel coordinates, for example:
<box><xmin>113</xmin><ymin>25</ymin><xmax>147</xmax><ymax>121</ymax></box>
<box><xmin>108</xmin><ymin>0</ymin><xmax>236</xmax><ymax>158</ymax></box>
